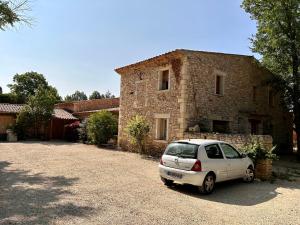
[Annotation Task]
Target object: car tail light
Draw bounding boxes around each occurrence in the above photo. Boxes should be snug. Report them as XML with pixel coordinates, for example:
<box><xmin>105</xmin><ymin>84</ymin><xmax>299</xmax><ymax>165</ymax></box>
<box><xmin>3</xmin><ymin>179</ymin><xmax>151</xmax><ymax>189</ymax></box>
<box><xmin>160</xmin><ymin>157</ymin><xmax>163</xmax><ymax>165</ymax></box>
<box><xmin>191</xmin><ymin>160</ymin><xmax>202</xmax><ymax>172</ymax></box>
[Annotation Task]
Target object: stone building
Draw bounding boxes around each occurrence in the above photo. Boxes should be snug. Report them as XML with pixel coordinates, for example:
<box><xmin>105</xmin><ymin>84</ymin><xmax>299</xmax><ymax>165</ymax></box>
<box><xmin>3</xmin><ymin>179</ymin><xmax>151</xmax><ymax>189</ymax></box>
<box><xmin>55</xmin><ymin>98</ymin><xmax>119</xmax><ymax>120</ymax></box>
<box><xmin>115</xmin><ymin>49</ymin><xmax>292</xmax><ymax>154</ymax></box>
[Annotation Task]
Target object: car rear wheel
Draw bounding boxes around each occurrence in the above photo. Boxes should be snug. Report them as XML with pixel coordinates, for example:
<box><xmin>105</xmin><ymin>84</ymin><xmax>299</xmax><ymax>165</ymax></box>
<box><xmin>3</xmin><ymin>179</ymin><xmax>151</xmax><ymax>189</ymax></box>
<box><xmin>198</xmin><ymin>174</ymin><xmax>215</xmax><ymax>194</ymax></box>
<box><xmin>243</xmin><ymin>166</ymin><xmax>255</xmax><ymax>183</ymax></box>
<box><xmin>161</xmin><ymin>177</ymin><xmax>174</xmax><ymax>186</ymax></box>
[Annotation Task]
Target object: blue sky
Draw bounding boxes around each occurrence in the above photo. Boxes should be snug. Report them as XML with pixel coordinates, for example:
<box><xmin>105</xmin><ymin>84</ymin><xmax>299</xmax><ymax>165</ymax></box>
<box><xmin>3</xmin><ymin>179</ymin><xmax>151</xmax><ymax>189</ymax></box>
<box><xmin>0</xmin><ymin>0</ymin><xmax>257</xmax><ymax>98</ymax></box>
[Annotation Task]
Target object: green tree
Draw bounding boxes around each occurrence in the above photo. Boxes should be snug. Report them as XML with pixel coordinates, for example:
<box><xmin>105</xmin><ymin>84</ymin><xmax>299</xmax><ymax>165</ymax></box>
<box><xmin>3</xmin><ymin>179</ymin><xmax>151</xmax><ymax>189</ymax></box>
<box><xmin>87</xmin><ymin>110</ymin><xmax>118</xmax><ymax>145</ymax></box>
<box><xmin>104</xmin><ymin>90</ymin><xmax>115</xmax><ymax>99</ymax></box>
<box><xmin>89</xmin><ymin>90</ymin><xmax>116</xmax><ymax>100</ymax></box>
<box><xmin>0</xmin><ymin>0</ymin><xmax>31</xmax><ymax>30</ymax></box>
<box><xmin>125</xmin><ymin>115</ymin><xmax>150</xmax><ymax>154</ymax></box>
<box><xmin>8</xmin><ymin>71</ymin><xmax>61</xmax><ymax>103</ymax></box>
<box><xmin>242</xmin><ymin>0</ymin><xmax>300</xmax><ymax>157</ymax></box>
<box><xmin>89</xmin><ymin>91</ymin><xmax>102</xmax><ymax>100</ymax></box>
<box><xmin>15</xmin><ymin>87</ymin><xmax>57</xmax><ymax>138</ymax></box>
<box><xmin>65</xmin><ymin>90</ymin><xmax>87</xmax><ymax>101</ymax></box>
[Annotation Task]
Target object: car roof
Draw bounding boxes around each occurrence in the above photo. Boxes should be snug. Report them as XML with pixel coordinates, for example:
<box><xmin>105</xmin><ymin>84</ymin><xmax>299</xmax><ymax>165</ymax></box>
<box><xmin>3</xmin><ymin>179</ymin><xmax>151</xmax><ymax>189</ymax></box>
<box><xmin>174</xmin><ymin>139</ymin><xmax>225</xmax><ymax>146</ymax></box>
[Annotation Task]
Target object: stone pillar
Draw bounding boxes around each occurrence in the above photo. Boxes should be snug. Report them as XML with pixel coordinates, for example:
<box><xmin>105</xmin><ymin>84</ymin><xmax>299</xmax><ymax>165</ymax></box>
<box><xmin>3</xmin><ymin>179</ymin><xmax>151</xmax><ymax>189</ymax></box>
<box><xmin>177</xmin><ymin>57</ymin><xmax>190</xmax><ymax>139</ymax></box>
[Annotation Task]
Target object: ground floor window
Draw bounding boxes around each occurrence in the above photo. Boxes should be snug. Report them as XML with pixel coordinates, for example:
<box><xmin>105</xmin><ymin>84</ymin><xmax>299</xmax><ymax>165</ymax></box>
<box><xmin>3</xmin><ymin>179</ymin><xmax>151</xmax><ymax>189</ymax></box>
<box><xmin>212</xmin><ymin>120</ymin><xmax>230</xmax><ymax>133</ymax></box>
<box><xmin>249</xmin><ymin>119</ymin><xmax>260</xmax><ymax>135</ymax></box>
<box><xmin>156</xmin><ymin>118</ymin><xmax>168</xmax><ymax>140</ymax></box>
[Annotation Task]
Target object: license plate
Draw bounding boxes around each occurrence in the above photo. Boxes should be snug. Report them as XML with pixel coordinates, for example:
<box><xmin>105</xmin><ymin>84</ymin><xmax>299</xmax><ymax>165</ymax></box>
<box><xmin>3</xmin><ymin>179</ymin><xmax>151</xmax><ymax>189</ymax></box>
<box><xmin>167</xmin><ymin>171</ymin><xmax>182</xmax><ymax>179</ymax></box>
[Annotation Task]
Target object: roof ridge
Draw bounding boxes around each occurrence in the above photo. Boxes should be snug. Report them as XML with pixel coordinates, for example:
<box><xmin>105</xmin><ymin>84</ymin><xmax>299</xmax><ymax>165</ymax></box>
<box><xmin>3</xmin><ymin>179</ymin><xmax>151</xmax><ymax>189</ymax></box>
<box><xmin>115</xmin><ymin>49</ymin><xmax>255</xmax><ymax>73</ymax></box>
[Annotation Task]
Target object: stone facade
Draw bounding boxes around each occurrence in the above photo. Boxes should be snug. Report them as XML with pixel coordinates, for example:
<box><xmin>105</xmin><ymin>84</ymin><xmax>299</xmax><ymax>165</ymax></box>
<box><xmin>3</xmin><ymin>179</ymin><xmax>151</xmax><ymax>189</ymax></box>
<box><xmin>115</xmin><ymin>49</ymin><xmax>292</xmax><ymax>155</ymax></box>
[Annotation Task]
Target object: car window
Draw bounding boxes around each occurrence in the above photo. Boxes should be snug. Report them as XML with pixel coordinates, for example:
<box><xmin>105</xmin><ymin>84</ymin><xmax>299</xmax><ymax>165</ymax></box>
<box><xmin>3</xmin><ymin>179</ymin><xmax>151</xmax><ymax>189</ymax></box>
<box><xmin>220</xmin><ymin>143</ymin><xmax>241</xmax><ymax>159</ymax></box>
<box><xmin>165</xmin><ymin>142</ymin><xmax>199</xmax><ymax>159</ymax></box>
<box><xmin>205</xmin><ymin>144</ymin><xmax>224</xmax><ymax>159</ymax></box>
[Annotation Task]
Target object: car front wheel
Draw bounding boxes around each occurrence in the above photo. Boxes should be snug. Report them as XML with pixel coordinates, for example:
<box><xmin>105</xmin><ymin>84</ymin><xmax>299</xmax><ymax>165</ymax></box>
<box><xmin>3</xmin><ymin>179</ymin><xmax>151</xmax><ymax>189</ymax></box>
<box><xmin>243</xmin><ymin>166</ymin><xmax>255</xmax><ymax>183</ymax></box>
<box><xmin>198</xmin><ymin>174</ymin><xmax>215</xmax><ymax>194</ymax></box>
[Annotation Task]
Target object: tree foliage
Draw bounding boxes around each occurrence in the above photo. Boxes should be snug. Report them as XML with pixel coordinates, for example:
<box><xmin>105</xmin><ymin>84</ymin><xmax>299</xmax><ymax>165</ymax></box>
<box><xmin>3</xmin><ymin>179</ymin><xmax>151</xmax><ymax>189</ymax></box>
<box><xmin>15</xmin><ymin>87</ymin><xmax>57</xmax><ymax>139</ymax></box>
<box><xmin>65</xmin><ymin>90</ymin><xmax>87</xmax><ymax>101</ymax></box>
<box><xmin>0</xmin><ymin>93</ymin><xmax>19</xmax><ymax>103</ymax></box>
<box><xmin>87</xmin><ymin>110</ymin><xmax>118</xmax><ymax>145</ymax></box>
<box><xmin>8</xmin><ymin>71</ymin><xmax>61</xmax><ymax>103</ymax></box>
<box><xmin>242</xmin><ymin>0</ymin><xmax>300</xmax><ymax>155</ymax></box>
<box><xmin>0</xmin><ymin>0</ymin><xmax>31</xmax><ymax>30</ymax></box>
<box><xmin>125</xmin><ymin>115</ymin><xmax>150</xmax><ymax>154</ymax></box>
<box><xmin>89</xmin><ymin>90</ymin><xmax>116</xmax><ymax>100</ymax></box>
<box><xmin>89</xmin><ymin>91</ymin><xmax>102</xmax><ymax>100</ymax></box>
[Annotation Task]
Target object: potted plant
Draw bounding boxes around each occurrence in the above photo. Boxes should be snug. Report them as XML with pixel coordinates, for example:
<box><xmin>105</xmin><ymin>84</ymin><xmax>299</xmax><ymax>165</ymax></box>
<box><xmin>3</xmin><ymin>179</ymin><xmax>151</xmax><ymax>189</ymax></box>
<box><xmin>6</xmin><ymin>124</ymin><xmax>18</xmax><ymax>142</ymax></box>
<box><xmin>241</xmin><ymin>139</ymin><xmax>278</xmax><ymax>180</ymax></box>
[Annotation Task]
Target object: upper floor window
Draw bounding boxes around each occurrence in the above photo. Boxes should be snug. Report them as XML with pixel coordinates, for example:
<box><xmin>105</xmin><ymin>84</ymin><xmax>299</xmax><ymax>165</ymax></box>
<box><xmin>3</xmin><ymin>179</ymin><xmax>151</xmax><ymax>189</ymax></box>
<box><xmin>215</xmin><ymin>74</ymin><xmax>224</xmax><ymax>95</ymax></box>
<box><xmin>159</xmin><ymin>69</ymin><xmax>170</xmax><ymax>91</ymax></box>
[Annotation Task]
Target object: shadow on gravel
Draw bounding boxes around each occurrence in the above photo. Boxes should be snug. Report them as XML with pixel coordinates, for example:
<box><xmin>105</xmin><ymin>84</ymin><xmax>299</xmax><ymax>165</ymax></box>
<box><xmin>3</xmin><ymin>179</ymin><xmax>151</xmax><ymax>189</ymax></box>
<box><xmin>0</xmin><ymin>161</ymin><xmax>94</xmax><ymax>225</ymax></box>
<box><xmin>168</xmin><ymin>179</ymin><xmax>300</xmax><ymax>206</ymax></box>
<box><xmin>14</xmin><ymin>141</ymin><xmax>80</xmax><ymax>147</ymax></box>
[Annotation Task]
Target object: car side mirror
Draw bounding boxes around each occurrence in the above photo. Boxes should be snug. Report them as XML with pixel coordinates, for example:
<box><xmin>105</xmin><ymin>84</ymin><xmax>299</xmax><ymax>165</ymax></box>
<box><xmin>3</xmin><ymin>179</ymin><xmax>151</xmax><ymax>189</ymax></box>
<box><xmin>241</xmin><ymin>153</ymin><xmax>247</xmax><ymax>158</ymax></box>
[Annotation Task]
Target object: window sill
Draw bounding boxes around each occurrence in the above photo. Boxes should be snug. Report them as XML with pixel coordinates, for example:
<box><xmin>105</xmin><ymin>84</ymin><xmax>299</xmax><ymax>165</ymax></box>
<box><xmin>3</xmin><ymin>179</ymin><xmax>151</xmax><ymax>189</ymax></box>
<box><xmin>157</xmin><ymin>89</ymin><xmax>170</xmax><ymax>93</ymax></box>
<box><xmin>214</xmin><ymin>93</ymin><xmax>224</xmax><ymax>97</ymax></box>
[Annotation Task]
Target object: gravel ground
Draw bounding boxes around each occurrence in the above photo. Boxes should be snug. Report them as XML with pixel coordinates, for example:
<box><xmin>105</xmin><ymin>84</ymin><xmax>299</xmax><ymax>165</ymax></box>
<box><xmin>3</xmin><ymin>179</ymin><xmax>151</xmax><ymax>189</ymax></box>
<box><xmin>0</xmin><ymin>141</ymin><xmax>300</xmax><ymax>225</ymax></box>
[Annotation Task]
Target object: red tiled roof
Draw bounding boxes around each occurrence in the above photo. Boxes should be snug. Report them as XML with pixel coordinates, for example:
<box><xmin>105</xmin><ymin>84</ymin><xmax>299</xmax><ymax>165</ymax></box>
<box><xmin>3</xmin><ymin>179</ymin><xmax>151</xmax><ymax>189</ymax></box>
<box><xmin>53</xmin><ymin>109</ymin><xmax>78</xmax><ymax>120</ymax></box>
<box><xmin>0</xmin><ymin>104</ymin><xmax>24</xmax><ymax>114</ymax></box>
<box><xmin>0</xmin><ymin>103</ymin><xmax>77</xmax><ymax>120</ymax></box>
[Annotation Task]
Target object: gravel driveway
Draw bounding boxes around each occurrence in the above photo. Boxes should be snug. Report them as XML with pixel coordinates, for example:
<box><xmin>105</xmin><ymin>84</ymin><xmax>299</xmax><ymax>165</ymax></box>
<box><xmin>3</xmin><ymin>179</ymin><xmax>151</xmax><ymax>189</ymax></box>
<box><xmin>1</xmin><ymin>142</ymin><xmax>300</xmax><ymax>225</ymax></box>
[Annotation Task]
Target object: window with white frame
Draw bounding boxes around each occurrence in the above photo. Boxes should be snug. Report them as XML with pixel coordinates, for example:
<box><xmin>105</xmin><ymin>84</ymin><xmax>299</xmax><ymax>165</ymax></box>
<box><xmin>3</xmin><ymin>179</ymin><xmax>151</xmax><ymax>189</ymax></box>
<box><xmin>158</xmin><ymin>69</ymin><xmax>170</xmax><ymax>91</ymax></box>
<box><xmin>215</xmin><ymin>74</ymin><xmax>224</xmax><ymax>95</ymax></box>
<box><xmin>156</xmin><ymin>118</ymin><xmax>168</xmax><ymax>140</ymax></box>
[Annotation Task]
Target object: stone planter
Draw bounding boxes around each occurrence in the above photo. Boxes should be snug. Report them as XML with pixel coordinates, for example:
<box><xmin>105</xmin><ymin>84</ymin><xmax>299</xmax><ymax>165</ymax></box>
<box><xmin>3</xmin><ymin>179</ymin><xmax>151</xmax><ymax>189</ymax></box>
<box><xmin>6</xmin><ymin>129</ymin><xmax>17</xmax><ymax>142</ymax></box>
<box><xmin>255</xmin><ymin>159</ymin><xmax>272</xmax><ymax>180</ymax></box>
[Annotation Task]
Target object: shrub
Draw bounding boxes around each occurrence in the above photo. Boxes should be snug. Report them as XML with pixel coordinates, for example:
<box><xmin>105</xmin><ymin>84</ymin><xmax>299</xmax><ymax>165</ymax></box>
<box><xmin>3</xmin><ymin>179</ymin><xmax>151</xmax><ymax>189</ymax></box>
<box><xmin>64</xmin><ymin>121</ymin><xmax>80</xmax><ymax>142</ymax></box>
<box><xmin>15</xmin><ymin>105</ymin><xmax>33</xmax><ymax>140</ymax></box>
<box><xmin>78</xmin><ymin>119</ymin><xmax>88</xmax><ymax>143</ymax></box>
<box><xmin>240</xmin><ymin>138</ymin><xmax>278</xmax><ymax>164</ymax></box>
<box><xmin>87</xmin><ymin>111</ymin><xmax>118</xmax><ymax>145</ymax></box>
<box><xmin>125</xmin><ymin>115</ymin><xmax>150</xmax><ymax>154</ymax></box>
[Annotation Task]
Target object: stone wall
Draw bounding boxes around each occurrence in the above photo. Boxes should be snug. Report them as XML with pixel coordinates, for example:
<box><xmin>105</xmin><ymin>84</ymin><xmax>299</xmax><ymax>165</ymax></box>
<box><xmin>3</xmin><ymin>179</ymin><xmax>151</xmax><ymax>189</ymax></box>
<box><xmin>55</xmin><ymin>98</ymin><xmax>119</xmax><ymax>113</ymax></box>
<box><xmin>116</xmin><ymin>51</ymin><xmax>186</xmax><ymax>154</ymax></box>
<box><xmin>183</xmin><ymin>132</ymin><xmax>273</xmax><ymax>150</ymax></box>
<box><xmin>184</xmin><ymin>51</ymin><xmax>292</xmax><ymax>153</ymax></box>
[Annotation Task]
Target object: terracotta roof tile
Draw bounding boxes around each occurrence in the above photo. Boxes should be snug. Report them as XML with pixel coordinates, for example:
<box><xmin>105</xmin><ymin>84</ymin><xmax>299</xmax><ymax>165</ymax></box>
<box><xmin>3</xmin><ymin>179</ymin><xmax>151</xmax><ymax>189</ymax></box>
<box><xmin>0</xmin><ymin>103</ymin><xmax>77</xmax><ymax>120</ymax></box>
<box><xmin>0</xmin><ymin>104</ymin><xmax>24</xmax><ymax>113</ymax></box>
<box><xmin>53</xmin><ymin>109</ymin><xmax>78</xmax><ymax>120</ymax></box>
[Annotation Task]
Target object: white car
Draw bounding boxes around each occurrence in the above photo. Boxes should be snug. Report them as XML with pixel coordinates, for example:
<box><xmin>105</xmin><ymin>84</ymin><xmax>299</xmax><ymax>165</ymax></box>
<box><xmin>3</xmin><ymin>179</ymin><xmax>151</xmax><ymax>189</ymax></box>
<box><xmin>159</xmin><ymin>139</ymin><xmax>254</xmax><ymax>194</ymax></box>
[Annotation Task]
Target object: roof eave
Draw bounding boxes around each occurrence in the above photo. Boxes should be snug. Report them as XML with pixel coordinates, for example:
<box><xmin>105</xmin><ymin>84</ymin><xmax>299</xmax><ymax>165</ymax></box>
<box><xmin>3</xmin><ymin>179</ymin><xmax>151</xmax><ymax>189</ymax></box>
<box><xmin>115</xmin><ymin>49</ymin><xmax>186</xmax><ymax>74</ymax></box>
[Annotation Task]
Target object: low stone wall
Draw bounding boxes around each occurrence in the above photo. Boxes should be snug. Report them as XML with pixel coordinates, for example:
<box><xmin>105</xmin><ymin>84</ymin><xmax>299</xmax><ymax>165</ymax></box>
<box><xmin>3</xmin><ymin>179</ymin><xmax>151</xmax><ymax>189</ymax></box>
<box><xmin>119</xmin><ymin>132</ymin><xmax>273</xmax><ymax>157</ymax></box>
<box><xmin>119</xmin><ymin>138</ymin><xmax>168</xmax><ymax>157</ymax></box>
<box><xmin>183</xmin><ymin>132</ymin><xmax>273</xmax><ymax>150</ymax></box>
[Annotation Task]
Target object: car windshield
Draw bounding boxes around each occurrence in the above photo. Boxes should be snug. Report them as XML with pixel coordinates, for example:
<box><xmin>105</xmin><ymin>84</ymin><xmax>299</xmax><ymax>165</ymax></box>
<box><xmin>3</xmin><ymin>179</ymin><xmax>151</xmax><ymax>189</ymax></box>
<box><xmin>165</xmin><ymin>142</ymin><xmax>199</xmax><ymax>159</ymax></box>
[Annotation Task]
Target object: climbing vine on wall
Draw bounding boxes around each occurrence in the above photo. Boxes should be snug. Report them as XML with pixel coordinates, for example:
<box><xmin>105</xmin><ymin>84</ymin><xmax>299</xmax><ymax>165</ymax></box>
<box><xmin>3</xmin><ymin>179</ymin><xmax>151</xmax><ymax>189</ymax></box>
<box><xmin>171</xmin><ymin>58</ymin><xmax>182</xmax><ymax>84</ymax></box>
